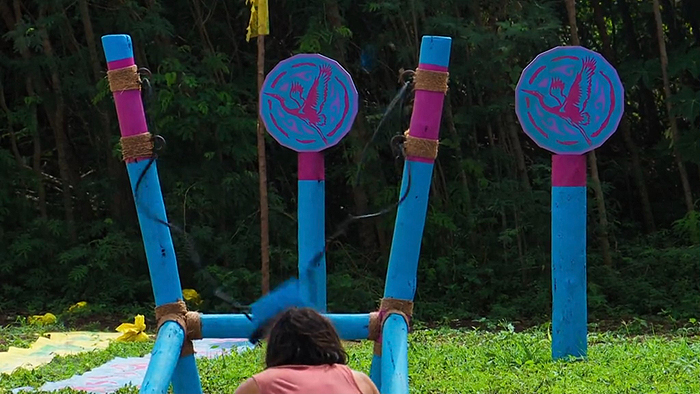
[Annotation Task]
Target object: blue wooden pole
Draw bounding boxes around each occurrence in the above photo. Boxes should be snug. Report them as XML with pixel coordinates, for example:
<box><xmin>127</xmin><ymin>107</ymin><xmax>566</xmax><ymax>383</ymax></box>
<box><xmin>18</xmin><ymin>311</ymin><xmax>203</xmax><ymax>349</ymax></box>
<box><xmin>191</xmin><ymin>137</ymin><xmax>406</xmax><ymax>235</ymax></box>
<box><xmin>200</xmin><ymin>313</ymin><xmax>370</xmax><ymax>340</ymax></box>
<box><xmin>382</xmin><ymin>162</ymin><xmax>438</xmax><ymax>300</ymax></box>
<box><xmin>140</xmin><ymin>322</ymin><xmax>183</xmax><ymax>394</ymax></box>
<box><xmin>369</xmin><ymin>354</ymin><xmax>382</xmax><ymax>388</ymax></box>
<box><xmin>298</xmin><ymin>153</ymin><xmax>326</xmax><ymax>312</ymax></box>
<box><xmin>200</xmin><ymin>314</ymin><xmax>253</xmax><ymax>339</ymax></box>
<box><xmin>383</xmin><ymin>35</ymin><xmax>452</xmax><ymax>300</ymax></box>
<box><xmin>380</xmin><ymin>315</ymin><xmax>409</xmax><ymax>394</ymax></box>
<box><xmin>371</xmin><ymin>36</ymin><xmax>452</xmax><ymax>390</ymax></box>
<box><xmin>101</xmin><ymin>34</ymin><xmax>202</xmax><ymax>394</ymax></box>
<box><xmin>551</xmin><ymin>154</ymin><xmax>588</xmax><ymax>359</ymax></box>
<box><xmin>171</xmin><ymin>355</ymin><xmax>203</xmax><ymax>393</ymax></box>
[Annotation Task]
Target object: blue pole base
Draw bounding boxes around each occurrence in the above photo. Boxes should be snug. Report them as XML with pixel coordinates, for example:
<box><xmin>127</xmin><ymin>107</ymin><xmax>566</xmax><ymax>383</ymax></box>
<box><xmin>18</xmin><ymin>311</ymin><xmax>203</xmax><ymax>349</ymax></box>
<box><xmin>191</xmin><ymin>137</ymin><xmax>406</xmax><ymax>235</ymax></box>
<box><xmin>171</xmin><ymin>354</ymin><xmax>203</xmax><ymax>394</ymax></box>
<box><xmin>551</xmin><ymin>186</ymin><xmax>587</xmax><ymax>360</ymax></box>
<box><xmin>298</xmin><ymin>179</ymin><xmax>327</xmax><ymax>311</ymax></box>
<box><xmin>380</xmin><ymin>314</ymin><xmax>409</xmax><ymax>394</ymax></box>
<box><xmin>370</xmin><ymin>354</ymin><xmax>382</xmax><ymax>391</ymax></box>
<box><xmin>140</xmin><ymin>321</ymin><xmax>184</xmax><ymax>394</ymax></box>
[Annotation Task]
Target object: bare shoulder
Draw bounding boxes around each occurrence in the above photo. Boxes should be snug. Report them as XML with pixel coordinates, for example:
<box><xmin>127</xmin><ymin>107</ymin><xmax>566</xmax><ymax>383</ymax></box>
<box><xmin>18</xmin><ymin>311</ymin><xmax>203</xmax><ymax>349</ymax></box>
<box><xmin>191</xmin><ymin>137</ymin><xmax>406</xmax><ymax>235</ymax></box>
<box><xmin>233</xmin><ymin>377</ymin><xmax>260</xmax><ymax>394</ymax></box>
<box><xmin>351</xmin><ymin>369</ymin><xmax>380</xmax><ymax>394</ymax></box>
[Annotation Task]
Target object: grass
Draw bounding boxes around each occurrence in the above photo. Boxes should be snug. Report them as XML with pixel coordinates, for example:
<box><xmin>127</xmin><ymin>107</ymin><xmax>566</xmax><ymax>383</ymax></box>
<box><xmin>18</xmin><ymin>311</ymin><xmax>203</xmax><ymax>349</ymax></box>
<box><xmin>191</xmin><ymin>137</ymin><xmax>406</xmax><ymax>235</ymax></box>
<box><xmin>0</xmin><ymin>320</ymin><xmax>48</xmax><ymax>353</ymax></box>
<box><xmin>1</xmin><ymin>321</ymin><xmax>699</xmax><ymax>394</ymax></box>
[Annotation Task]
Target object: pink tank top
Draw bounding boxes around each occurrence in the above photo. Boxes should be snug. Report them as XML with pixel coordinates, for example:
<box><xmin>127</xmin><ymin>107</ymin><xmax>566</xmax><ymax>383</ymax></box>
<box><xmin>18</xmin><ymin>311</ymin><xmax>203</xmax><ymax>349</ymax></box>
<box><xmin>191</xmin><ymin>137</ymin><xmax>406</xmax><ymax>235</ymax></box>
<box><xmin>252</xmin><ymin>364</ymin><xmax>363</xmax><ymax>394</ymax></box>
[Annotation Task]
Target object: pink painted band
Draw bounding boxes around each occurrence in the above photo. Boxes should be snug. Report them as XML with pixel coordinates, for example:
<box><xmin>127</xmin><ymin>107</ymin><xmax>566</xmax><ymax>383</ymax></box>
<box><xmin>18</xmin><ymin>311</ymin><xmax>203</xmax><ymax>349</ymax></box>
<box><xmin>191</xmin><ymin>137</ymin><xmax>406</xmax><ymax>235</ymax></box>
<box><xmin>298</xmin><ymin>152</ymin><xmax>325</xmax><ymax>180</ymax></box>
<box><xmin>107</xmin><ymin>57</ymin><xmax>135</xmax><ymax>70</ymax></box>
<box><xmin>417</xmin><ymin>63</ymin><xmax>448</xmax><ymax>72</ymax></box>
<box><xmin>106</xmin><ymin>57</ymin><xmax>148</xmax><ymax>138</ymax></box>
<box><xmin>552</xmin><ymin>154</ymin><xmax>587</xmax><ymax>186</ymax></box>
<box><xmin>405</xmin><ymin>64</ymin><xmax>448</xmax><ymax>141</ymax></box>
<box><xmin>407</xmin><ymin>90</ymin><xmax>445</xmax><ymax>140</ymax></box>
<box><xmin>113</xmin><ymin>91</ymin><xmax>148</xmax><ymax>137</ymax></box>
<box><xmin>406</xmin><ymin>156</ymin><xmax>434</xmax><ymax>164</ymax></box>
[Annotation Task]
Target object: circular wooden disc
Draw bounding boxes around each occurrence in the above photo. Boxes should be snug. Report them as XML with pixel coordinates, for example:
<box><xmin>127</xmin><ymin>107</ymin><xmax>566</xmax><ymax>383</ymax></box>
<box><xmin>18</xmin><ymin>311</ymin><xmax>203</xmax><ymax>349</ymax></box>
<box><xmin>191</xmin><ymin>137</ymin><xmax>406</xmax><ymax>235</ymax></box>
<box><xmin>515</xmin><ymin>46</ymin><xmax>624</xmax><ymax>155</ymax></box>
<box><xmin>259</xmin><ymin>54</ymin><xmax>359</xmax><ymax>152</ymax></box>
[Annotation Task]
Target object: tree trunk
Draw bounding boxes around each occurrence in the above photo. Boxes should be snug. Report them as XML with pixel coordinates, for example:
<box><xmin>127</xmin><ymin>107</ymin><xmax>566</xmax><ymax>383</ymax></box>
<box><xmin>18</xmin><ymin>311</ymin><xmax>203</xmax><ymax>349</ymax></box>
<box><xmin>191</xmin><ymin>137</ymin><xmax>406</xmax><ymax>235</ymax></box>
<box><xmin>618</xmin><ymin>0</ymin><xmax>661</xmax><ymax>138</ymax></box>
<box><xmin>443</xmin><ymin>92</ymin><xmax>472</xmax><ymax>211</ymax></box>
<box><xmin>1</xmin><ymin>1</ymin><xmax>47</xmax><ymax>220</ymax></box>
<box><xmin>257</xmin><ymin>34</ymin><xmax>271</xmax><ymax>295</ymax></box>
<box><xmin>682</xmin><ymin>0</ymin><xmax>700</xmax><ymax>46</ymax></box>
<box><xmin>325</xmin><ymin>0</ymin><xmax>378</xmax><ymax>253</ymax></box>
<box><xmin>564</xmin><ymin>0</ymin><xmax>614</xmax><ymax>266</ymax></box>
<box><xmin>190</xmin><ymin>0</ymin><xmax>224</xmax><ymax>83</ymax></box>
<box><xmin>593</xmin><ymin>0</ymin><xmax>656</xmax><ymax>233</ymax></box>
<box><xmin>38</xmin><ymin>16</ymin><xmax>78</xmax><ymax>242</ymax></box>
<box><xmin>0</xmin><ymin>77</ymin><xmax>23</xmax><ymax>167</ymax></box>
<box><xmin>651</xmin><ymin>0</ymin><xmax>695</xmax><ymax>213</ymax></box>
<box><xmin>620</xmin><ymin>119</ymin><xmax>656</xmax><ymax>232</ymax></box>
<box><xmin>78</xmin><ymin>0</ymin><xmax>132</xmax><ymax>223</ymax></box>
<box><xmin>31</xmin><ymin>99</ymin><xmax>47</xmax><ymax>220</ymax></box>
<box><xmin>587</xmin><ymin>150</ymin><xmax>614</xmax><ymax>265</ymax></box>
<box><xmin>505</xmin><ymin>110</ymin><xmax>531</xmax><ymax>193</ymax></box>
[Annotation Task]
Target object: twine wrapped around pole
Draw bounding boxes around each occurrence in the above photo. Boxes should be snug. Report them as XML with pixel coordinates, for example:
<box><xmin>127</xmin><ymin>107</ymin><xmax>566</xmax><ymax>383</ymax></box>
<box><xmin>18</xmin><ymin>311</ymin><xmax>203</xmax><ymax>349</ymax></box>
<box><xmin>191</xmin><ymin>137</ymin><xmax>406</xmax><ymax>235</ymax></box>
<box><xmin>155</xmin><ymin>300</ymin><xmax>202</xmax><ymax>357</ymax></box>
<box><xmin>107</xmin><ymin>65</ymin><xmax>142</xmax><ymax>92</ymax></box>
<box><xmin>368</xmin><ymin>298</ymin><xmax>414</xmax><ymax>355</ymax></box>
<box><xmin>403</xmin><ymin>130</ymin><xmax>439</xmax><ymax>159</ymax></box>
<box><xmin>120</xmin><ymin>133</ymin><xmax>154</xmax><ymax>161</ymax></box>
<box><xmin>413</xmin><ymin>68</ymin><xmax>449</xmax><ymax>94</ymax></box>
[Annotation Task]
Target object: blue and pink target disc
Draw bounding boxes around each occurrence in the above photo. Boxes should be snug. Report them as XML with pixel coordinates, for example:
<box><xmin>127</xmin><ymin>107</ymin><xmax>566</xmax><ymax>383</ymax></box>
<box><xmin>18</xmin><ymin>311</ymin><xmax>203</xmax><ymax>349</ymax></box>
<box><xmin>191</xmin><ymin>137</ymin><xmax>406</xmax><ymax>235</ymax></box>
<box><xmin>259</xmin><ymin>54</ymin><xmax>358</xmax><ymax>152</ymax></box>
<box><xmin>515</xmin><ymin>46</ymin><xmax>624</xmax><ymax>155</ymax></box>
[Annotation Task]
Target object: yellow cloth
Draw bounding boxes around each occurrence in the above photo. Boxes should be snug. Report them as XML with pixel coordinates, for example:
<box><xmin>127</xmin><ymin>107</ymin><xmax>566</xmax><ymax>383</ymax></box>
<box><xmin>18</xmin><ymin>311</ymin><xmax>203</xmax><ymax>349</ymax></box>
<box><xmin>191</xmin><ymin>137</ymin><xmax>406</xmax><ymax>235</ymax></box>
<box><xmin>28</xmin><ymin>313</ymin><xmax>57</xmax><ymax>325</ymax></box>
<box><xmin>0</xmin><ymin>332</ymin><xmax>121</xmax><ymax>374</ymax></box>
<box><xmin>68</xmin><ymin>301</ymin><xmax>88</xmax><ymax>312</ymax></box>
<box><xmin>246</xmin><ymin>0</ymin><xmax>269</xmax><ymax>42</ymax></box>
<box><xmin>183</xmin><ymin>289</ymin><xmax>202</xmax><ymax>307</ymax></box>
<box><xmin>115</xmin><ymin>314</ymin><xmax>149</xmax><ymax>342</ymax></box>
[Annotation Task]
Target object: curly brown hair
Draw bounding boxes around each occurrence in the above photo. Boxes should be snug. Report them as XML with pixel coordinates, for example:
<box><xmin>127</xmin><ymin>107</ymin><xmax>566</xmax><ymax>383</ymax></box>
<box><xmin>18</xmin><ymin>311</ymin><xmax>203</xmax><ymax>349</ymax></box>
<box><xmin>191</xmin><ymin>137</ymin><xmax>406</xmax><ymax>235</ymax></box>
<box><xmin>265</xmin><ymin>307</ymin><xmax>348</xmax><ymax>368</ymax></box>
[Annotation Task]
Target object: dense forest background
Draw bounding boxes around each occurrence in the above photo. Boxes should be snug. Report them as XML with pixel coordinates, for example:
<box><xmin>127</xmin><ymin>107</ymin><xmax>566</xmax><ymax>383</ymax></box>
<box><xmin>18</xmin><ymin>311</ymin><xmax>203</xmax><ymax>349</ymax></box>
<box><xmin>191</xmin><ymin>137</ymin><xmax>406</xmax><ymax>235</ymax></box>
<box><xmin>0</xmin><ymin>0</ymin><xmax>698</xmax><ymax>324</ymax></box>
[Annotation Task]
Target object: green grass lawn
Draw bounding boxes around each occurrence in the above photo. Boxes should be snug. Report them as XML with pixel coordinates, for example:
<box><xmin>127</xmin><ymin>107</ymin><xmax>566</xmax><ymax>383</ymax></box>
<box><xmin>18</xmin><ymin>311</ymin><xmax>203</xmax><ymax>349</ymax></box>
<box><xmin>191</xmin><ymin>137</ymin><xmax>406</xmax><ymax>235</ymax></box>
<box><xmin>2</xmin><ymin>323</ymin><xmax>699</xmax><ymax>394</ymax></box>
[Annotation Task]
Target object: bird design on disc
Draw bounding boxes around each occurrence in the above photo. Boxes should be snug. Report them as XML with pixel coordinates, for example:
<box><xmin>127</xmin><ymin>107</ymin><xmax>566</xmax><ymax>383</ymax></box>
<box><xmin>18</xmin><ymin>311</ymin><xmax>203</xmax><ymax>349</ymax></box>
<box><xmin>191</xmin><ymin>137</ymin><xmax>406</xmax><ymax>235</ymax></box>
<box><xmin>260</xmin><ymin>54</ymin><xmax>358</xmax><ymax>153</ymax></box>
<box><xmin>515</xmin><ymin>46</ymin><xmax>624</xmax><ymax>155</ymax></box>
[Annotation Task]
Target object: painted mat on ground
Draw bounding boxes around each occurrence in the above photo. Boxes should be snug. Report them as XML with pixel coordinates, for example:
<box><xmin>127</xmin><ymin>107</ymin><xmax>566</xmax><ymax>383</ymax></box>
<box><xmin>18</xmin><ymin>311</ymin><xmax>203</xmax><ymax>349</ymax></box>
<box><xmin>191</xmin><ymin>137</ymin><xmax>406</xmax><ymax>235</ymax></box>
<box><xmin>0</xmin><ymin>332</ymin><xmax>122</xmax><ymax>374</ymax></box>
<box><xmin>11</xmin><ymin>338</ymin><xmax>253</xmax><ymax>394</ymax></box>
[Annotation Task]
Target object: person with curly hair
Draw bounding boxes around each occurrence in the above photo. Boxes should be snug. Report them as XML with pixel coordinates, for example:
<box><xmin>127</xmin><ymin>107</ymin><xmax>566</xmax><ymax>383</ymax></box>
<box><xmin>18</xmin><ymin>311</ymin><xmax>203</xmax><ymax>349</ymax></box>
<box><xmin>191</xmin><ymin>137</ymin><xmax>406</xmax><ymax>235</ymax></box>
<box><xmin>234</xmin><ymin>307</ymin><xmax>379</xmax><ymax>394</ymax></box>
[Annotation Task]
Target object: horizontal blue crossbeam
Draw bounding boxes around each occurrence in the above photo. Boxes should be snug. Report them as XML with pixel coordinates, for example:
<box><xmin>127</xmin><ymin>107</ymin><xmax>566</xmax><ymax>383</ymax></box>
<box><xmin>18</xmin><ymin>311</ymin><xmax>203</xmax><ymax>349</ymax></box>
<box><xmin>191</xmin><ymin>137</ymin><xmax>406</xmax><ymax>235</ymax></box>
<box><xmin>200</xmin><ymin>313</ymin><xmax>371</xmax><ymax>340</ymax></box>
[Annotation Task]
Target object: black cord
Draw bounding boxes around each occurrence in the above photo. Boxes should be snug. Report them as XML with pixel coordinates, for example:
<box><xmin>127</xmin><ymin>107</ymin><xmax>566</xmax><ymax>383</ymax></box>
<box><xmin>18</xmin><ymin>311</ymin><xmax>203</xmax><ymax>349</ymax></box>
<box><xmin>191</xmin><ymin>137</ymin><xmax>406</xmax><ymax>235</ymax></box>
<box><xmin>130</xmin><ymin>69</ymin><xmax>416</xmax><ymax>322</ymax></box>
<box><xmin>133</xmin><ymin>72</ymin><xmax>253</xmax><ymax>319</ymax></box>
<box><xmin>304</xmin><ymin>71</ymin><xmax>416</xmax><ymax>272</ymax></box>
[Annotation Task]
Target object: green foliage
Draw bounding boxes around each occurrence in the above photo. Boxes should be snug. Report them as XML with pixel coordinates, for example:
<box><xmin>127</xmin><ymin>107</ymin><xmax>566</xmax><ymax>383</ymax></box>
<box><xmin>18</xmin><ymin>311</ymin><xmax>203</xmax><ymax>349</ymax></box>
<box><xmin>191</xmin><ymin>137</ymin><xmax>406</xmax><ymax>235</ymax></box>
<box><xmin>2</xmin><ymin>326</ymin><xmax>700</xmax><ymax>394</ymax></box>
<box><xmin>0</xmin><ymin>0</ymin><xmax>699</xmax><ymax>324</ymax></box>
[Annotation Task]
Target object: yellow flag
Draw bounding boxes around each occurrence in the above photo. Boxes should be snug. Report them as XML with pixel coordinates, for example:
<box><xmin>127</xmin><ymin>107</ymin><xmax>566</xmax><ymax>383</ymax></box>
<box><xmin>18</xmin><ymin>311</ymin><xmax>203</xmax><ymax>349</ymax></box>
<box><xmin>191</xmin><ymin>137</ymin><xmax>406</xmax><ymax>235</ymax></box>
<box><xmin>246</xmin><ymin>0</ymin><xmax>269</xmax><ymax>42</ymax></box>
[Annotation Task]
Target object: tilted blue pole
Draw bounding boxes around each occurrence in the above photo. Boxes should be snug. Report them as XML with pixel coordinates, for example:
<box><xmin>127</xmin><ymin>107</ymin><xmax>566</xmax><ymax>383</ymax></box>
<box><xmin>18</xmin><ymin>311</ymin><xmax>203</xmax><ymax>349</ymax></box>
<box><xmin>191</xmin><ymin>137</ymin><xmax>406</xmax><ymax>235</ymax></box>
<box><xmin>371</xmin><ymin>36</ymin><xmax>452</xmax><ymax>392</ymax></box>
<box><xmin>551</xmin><ymin>154</ymin><xmax>587</xmax><ymax>359</ymax></box>
<box><xmin>380</xmin><ymin>315</ymin><xmax>409</xmax><ymax>394</ymax></box>
<box><xmin>101</xmin><ymin>34</ymin><xmax>202</xmax><ymax>394</ymax></box>
<box><xmin>140</xmin><ymin>322</ymin><xmax>185</xmax><ymax>394</ymax></box>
